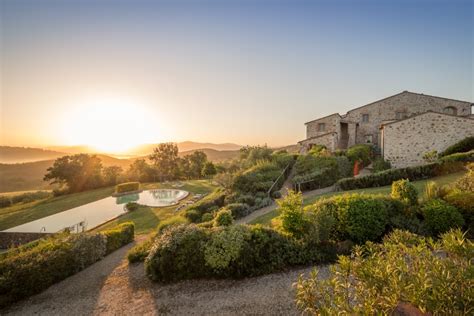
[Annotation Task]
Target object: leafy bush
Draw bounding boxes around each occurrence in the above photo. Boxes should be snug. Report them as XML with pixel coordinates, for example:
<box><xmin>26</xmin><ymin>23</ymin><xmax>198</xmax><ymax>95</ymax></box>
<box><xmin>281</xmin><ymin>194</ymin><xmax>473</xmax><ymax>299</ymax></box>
<box><xmin>278</xmin><ymin>190</ymin><xmax>306</xmax><ymax>239</ymax></box>
<box><xmin>293</xmin><ymin>156</ymin><xmax>352</xmax><ymax>191</ymax></box>
<box><xmin>115</xmin><ymin>182</ymin><xmax>140</xmax><ymax>194</ymax></box>
<box><xmin>440</xmin><ymin>136</ymin><xmax>474</xmax><ymax>156</ymax></box>
<box><xmin>422</xmin><ymin>150</ymin><xmax>439</xmax><ymax>163</ymax></box>
<box><xmin>0</xmin><ymin>233</ymin><xmax>107</xmax><ymax>307</ymax></box>
<box><xmin>232</xmin><ymin>160</ymin><xmax>284</xmax><ymax>195</ymax></box>
<box><xmin>336</xmin><ymin>161</ymin><xmax>464</xmax><ymax>191</ymax></box>
<box><xmin>157</xmin><ymin>215</ymin><xmax>188</xmax><ymax>233</ymax></box>
<box><xmin>201</xmin><ymin>213</ymin><xmax>214</xmax><ymax>222</ymax></box>
<box><xmin>422</xmin><ymin>199</ymin><xmax>464</xmax><ymax>236</ymax></box>
<box><xmin>127</xmin><ymin>237</ymin><xmax>154</xmax><ymax>263</ymax></box>
<box><xmin>372</xmin><ymin>158</ymin><xmax>391</xmax><ymax>173</ymax></box>
<box><xmin>0</xmin><ymin>196</ymin><xmax>12</xmax><ymax>208</ymax></box>
<box><xmin>391</xmin><ymin>179</ymin><xmax>418</xmax><ymax>206</ymax></box>
<box><xmin>225</xmin><ymin>203</ymin><xmax>250</xmax><ymax>219</ymax></box>
<box><xmin>443</xmin><ymin>191</ymin><xmax>474</xmax><ymax>236</ymax></box>
<box><xmin>439</xmin><ymin>150</ymin><xmax>474</xmax><ymax>163</ymax></box>
<box><xmin>0</xmin><ymin>191</ymin><xmax>52</xmax><ymax>208</ymax></box>
<box><xmin>145</xmin><ymin>224</ymin><xmax>211</xmax><ymax>282</ymax></box>
<box><xmin>346</xmin><ymin>144</ymin><xmax>372</xmax><ymax>165</ymax></box>
<box><xmin>126</xmin><ymin>202</ymin><xmax>139</xmax><ymax>211</ymax></box>
<box><xmin>272</xmin><ymin>191</ymin><xmax>282</xmax><ymax>199</ymax></box>
<box><xmin>145</xmin><ymin>223</ymin><xmax>336</xmax><ymax>282</ymax></box>
<box><xmin>101</xmin><ymin>222</ymin><xmax>135</xmax><ymax>254</ymax></box>
<box><xmin>213</xmin><ymin>209</ymin><xmax>234</xmax><ymax>227</ymax></box>
<box><xmin>295</xmin><ymin>229</ymin><xmax>473</xmax><ymax>315</ymax></box>
<box><xmin>455</xmin><ymin>162</ymin><xmax>474</xmax><ymax>192</ymax></box>
<box><xmin>184</xmin><ymin>189</ymin><xmax>226</xmax><ymax>222</ymax></box>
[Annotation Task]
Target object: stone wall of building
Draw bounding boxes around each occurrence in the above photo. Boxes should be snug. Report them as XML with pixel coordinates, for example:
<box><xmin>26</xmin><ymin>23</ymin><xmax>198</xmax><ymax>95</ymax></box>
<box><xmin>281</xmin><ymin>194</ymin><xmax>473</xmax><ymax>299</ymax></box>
<box><xmin>306</xmin><ymin>114</ymin><xmax>341</xmax><ymax>139</ymax></box>
<box><xmin>300</xmin><ymin>132</ymin><xmax>338</xmax><ymax>152</ymax></box>
<box><xmin>382</xmin><ymin>112</ymin><xmax>474</xmax><ymax>168</ymax></box>
<box><xmin>345</xmin><ymin>91</ymin><xmax>472</xmax><ymax>147</ymax></box>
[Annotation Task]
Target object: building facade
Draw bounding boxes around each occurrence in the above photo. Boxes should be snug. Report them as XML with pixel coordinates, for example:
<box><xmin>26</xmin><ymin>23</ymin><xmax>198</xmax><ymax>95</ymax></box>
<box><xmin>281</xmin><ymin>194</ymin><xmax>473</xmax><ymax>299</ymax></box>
<box><xmin>299</xmin><ymin>91</ymin><xmax>473</xmax><ymax>167</ymax></box>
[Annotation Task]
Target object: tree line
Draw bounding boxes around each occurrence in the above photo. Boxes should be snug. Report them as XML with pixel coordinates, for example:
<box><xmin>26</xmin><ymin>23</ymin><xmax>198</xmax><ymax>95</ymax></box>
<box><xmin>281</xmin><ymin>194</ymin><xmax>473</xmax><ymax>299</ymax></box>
<box><xmin>44</xmin><ymin>143</ymin><xmax>217</xmax><ymax>194</ymax></box>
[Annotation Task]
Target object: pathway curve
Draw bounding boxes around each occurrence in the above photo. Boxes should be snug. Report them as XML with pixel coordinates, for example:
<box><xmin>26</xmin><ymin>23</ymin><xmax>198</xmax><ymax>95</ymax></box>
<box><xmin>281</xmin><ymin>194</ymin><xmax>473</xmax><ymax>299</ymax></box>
<box><xmin>3</xmin><ymin>236</ymin><xmax>330</xmax><ymax>315</ymax></box>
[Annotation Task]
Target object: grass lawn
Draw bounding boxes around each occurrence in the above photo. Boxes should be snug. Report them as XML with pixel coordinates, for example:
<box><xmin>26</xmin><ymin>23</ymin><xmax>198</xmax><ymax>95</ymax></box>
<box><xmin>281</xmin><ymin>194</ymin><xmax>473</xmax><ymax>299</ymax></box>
<box><xmin>0</xmin><ymin>180</ymin><xmax>217</xmax><ymax>233</ymax></box>
<box><xmin>249</xmin><ymin>171</ymin><xmax>465</xmax><ymax>226</ymax></box>
<box><xmin>94</xmin><ymin>180</ymin><xmax>217</xmax><ymax>235</ymax></box>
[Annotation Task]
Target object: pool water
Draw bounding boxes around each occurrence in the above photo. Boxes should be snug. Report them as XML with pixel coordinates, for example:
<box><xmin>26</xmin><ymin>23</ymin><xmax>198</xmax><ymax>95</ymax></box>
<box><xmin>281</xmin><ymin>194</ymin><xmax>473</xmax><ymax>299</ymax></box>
<box><xmin>3</xmin><ymin>189</ymin><xmax>188</xmax><ymax>233</ymax></box>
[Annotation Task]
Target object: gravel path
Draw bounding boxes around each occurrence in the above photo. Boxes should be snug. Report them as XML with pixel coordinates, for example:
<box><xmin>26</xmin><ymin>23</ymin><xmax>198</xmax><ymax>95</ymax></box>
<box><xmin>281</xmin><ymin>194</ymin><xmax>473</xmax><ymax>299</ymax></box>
<box><xmin>3</xmin><ymin>238</ymin><xmax>329</xmax><ymax>316</ymax></box>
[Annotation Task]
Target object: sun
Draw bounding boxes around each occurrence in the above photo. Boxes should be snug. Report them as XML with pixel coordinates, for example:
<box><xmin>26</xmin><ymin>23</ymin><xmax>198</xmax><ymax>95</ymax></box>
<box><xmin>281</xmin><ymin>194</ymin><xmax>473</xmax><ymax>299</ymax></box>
<box><xmin>60</xmin><ymin>98</ymin><xmax>162</xmax><ymax>153</ymax></box>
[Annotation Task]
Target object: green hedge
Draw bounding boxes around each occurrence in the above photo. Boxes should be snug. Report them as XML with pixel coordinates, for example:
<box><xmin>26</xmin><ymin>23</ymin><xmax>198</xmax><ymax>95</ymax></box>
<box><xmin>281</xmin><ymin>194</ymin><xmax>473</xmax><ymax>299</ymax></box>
<box><xmin>145</xmin><ymin>224</ymin><xmax>336</xmax><ymax>282</ymax></box>
<box><xmin>101</xmin><ymin>222</ymin><xmax>135</xmax><ymax>254</ymax></box>
<box><xmin>0</xmin><ymin>222</ymin><xmax>135</xmax><ymax>307</ymax></box>
<box><xmin>115</xmin><ymin>182</ymin><xmax>140</xmax><ymax>194</ymax></box>
<box><xmin>439</xmin><ymin>150</ymin><xmax>474</xmax><ymax>163</ymax></box>
<box><xmin>440</xmin><ymin>137</ymin><xmax>474</xmax><ymax>157</ymax></box>
<box><xmin>335</xmin><ymin>161</ymin><xmax>464</xmax><ymax>191</ymax></box>
<box><xmin>184</xmin><ymin>189</ymin><xmax>226</xmax><ymax>223</ymax></box>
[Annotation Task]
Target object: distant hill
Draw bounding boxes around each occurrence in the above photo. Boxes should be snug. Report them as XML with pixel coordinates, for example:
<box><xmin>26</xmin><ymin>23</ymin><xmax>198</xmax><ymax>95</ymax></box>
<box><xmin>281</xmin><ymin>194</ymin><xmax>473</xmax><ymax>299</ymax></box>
<box><xmin>178</xmin><ymin>148</ymin><xmax>240</xmax><ymax>162</ymax></box>
<box><xmin>130</xmin><ymin>141</ymin><xmax>242</xmax><ymax>156</ymax></box>
<box><xmin>0</xmin><ymin>146</ymin><xmax>66</xmax><ymax>163</ymax></box>
<box><xmin>0</xmin><ymin>155</ymin><xmax>134</xmax><ymax>193</ymax></box>
<box><xmin>44</xmin><ymin>145</ymin><xmax>98</xmax><ymax>154</ymax></box>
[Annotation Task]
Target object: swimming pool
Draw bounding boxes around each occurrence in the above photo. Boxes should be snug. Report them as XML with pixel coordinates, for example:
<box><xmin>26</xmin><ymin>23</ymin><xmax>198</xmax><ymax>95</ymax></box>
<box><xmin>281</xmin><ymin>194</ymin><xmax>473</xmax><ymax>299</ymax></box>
<box><xmin>3</xmin><ymin>189</ymin><xmax>189</xmax><ymax>233</ymax></box>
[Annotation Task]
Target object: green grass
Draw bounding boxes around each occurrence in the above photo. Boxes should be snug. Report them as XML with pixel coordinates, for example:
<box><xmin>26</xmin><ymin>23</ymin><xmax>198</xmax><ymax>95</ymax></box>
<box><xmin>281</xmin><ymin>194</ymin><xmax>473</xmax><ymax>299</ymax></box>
<box><xmin>0</xmin><ymin>180</ymin><xmax>217</xmax><ymax>233</ymax></box>
<box><xmin>249</xmin><ymin>171</ymin><xmax>465</xmax><ymax>226</ymax></box>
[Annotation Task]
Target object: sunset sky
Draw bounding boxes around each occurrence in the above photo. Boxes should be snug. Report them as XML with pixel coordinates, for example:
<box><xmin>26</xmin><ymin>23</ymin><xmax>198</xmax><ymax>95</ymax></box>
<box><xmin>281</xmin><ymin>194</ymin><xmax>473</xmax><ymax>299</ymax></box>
<box><xmin>1</xmin><ymin>0</ymin><xmax>472</xmax><ymax>152</ymax></box>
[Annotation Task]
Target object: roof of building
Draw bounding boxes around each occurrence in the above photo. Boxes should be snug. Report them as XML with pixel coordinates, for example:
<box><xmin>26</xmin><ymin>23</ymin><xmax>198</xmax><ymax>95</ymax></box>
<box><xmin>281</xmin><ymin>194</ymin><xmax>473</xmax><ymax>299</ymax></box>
<box><xmin>298</xmin><ymin>131</ymin><xmax>337</xmax><ymax>144</ymax></box>
<box><xmin>379</xmin><ymin>110</ymin><xmax>474</xmax><ymax>129</ymax></box>
<box><xmin>306</xmin><ymin>91</ymin><xmax>473</xmax><ymax>125</ymax></box>
<box><xmin>304</xmin><ymin>113</ymin><xmax>341</xmax><ymax>125</ymax></box>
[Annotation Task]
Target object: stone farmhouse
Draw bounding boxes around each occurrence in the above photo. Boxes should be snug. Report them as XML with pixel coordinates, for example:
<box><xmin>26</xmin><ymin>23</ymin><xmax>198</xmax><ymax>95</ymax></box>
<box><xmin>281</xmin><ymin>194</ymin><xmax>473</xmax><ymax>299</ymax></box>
<box><xmin>299</xmin><ymin>91</ymin><xmax>474</xmax><ymax>168</ymax></box>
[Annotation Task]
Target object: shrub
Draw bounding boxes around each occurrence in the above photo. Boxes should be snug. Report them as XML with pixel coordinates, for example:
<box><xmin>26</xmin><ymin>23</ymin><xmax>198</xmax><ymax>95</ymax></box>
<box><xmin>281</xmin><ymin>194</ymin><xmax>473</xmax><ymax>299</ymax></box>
<box><xmin>201</xmin><ymin>213</ymin><xmax>214</xmax><ymax>222</ymax></box>
<box><xmin>443</xmin><ymin>191</ymin><xmax>474</xmax><ymax>236</ymax></box>
<box><xmin>372</xmin><ymin>158</ymin><xmax>391</xmax><ymax>173</ymax></box>
<box><xmin>336</xmin><ymin>161</ymin><xmax>465</xmax><ymax>191</ymax></box>
<box><xmin>145</xmin><ymin>224</ymin><xmax>211</xmax><ymax>282</ymax></box>
<box><xmin>213</xmin><ymin>209</ymin><xmax>234</xmax><ymax>227</ymax></box>
<box><xmin>232</xmin><ymin>160</ymin><xmax>284</xmax><ymax>195</ymax></box>
<box><xmin>0</xmin><ymin>196</ymin><xmax>12</xmax><ymax>208</ymax></box>
<box><xmin>440</xmin><ymin>136</ymin><xmax>474</xmax><ymax>156</ymax></box>
<box><xmin>225</xmin><ymin>203</ymin><xmax>250</xmax><ymax>219</ymax></box>
<box><xmin>0</xmin><ymin>233</ymin><xmax>107</xmax><ymax>307</ymax></box>
<box><xmin>391</xmin><ymin>179</ymin><xmax>418</xmax><ymax>206</ymax></box>
<box><xmin>101</xmin><ymin>222</ymin><xmax>135</xmax><ymax>254</ymax></box>
<box><xmin>157</xmin><ymin>215</ymin><xmax>188</xmax><ymax>233</ymax></box>
<box><xmin>126</xmin><ymin>202</ymin><xmax>139</xmax><ymax>211</ymax></box>
<box><xmin>115</xmin><ymin>182</ymin><xmax>140</xmax><ymax>194</ymax></box>
<box><xmin>422</xmin><ymin>150</ymin><xmax>438</xmax><ymax>163</ymax></box>
<box><xmin>272</xmin><ymin>191</ymin><xmax>282</xmax><ymax>199</ymax></box>
<box><xmin>422</xmin><ymin>199</ymin><xmax>464</xmax><ymax>236</ymax></box>
<box><xmin>295</xmin><ymin>229</ymin><xmax>473</xmax><ymax>315</ymax></box>
<box><xmin>204</xmin><ymin>225</ymin><xmax>250</xmax><ymax>271</ymax></box>
<box><xmin>346</xmin><ymin>144</ymin><xmax>372</xmax><ymax>165</ymax></box>
<box><xmin>235</xmin><ymin>194</ymin><xmax>256</xmax><ymax>206</ymax></box>
<box><xmin>10</xmin><ymin>191</ymin><xmax>51</xmax><ymax>204</ymax></box>
<box><xmin>439</xmin><ymin>150</ymin><xmax>474</xmax><ymax>163</ymax></box>
<box><xmin>278</xmin><ymin>190</ymin><xmax>306</xmax><ymax>239</ymax></box>
<box><xmin>184</xmin><ymin>189</ymin><xmax>226</xmax><ymax>222</ymax></box>
<box><xmin>334</xmin><ymin>194</ymin><xmax>388</xmax><ymax>243</ymax></box>
<box><xmin>127</xmin><ymin>237</ymin><xmax>154</xmax><ymax>263</ymax></box>
<box><xmin>455</xmin><ymin>162</ymin><xmax>474</xmax><ymax>192</ymax></box>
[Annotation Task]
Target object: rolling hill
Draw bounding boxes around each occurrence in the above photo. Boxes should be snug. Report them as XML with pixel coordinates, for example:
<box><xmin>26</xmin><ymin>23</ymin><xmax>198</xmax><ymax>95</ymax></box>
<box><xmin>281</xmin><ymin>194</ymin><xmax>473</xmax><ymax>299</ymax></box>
<box><xmin>0</xmin><ymin>146</ymin><xmax>66</xmax><ymax>163</ymax></box>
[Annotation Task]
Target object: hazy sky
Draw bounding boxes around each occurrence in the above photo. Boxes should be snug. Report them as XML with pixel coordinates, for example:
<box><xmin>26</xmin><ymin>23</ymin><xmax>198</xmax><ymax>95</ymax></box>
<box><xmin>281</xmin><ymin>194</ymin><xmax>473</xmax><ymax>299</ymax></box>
<box><xmin>1</xmin><ymin>0</ymin><xmax>473</xmax><ymax>150</ymax></box>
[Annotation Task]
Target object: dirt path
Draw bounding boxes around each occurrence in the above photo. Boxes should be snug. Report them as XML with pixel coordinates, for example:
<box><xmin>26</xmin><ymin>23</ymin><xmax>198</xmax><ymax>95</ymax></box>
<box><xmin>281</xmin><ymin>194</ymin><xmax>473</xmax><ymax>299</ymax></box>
<box><xmin>2</xmin><ymin>238</ymin><xmax>329</xmax><ymax>316</ymax></box>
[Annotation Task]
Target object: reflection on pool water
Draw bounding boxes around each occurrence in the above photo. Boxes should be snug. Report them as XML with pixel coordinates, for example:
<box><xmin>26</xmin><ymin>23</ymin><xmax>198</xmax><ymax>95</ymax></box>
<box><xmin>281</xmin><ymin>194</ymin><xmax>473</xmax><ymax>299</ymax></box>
<box><xmin>3</xmin><ymin>189</ymin><xmax>189</xmax><ymax>233</ymax></box>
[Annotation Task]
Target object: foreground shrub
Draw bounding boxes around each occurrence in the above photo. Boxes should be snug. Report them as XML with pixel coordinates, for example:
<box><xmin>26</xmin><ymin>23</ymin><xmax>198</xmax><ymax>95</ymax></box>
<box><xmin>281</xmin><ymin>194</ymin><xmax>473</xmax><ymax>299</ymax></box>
<box><xmin>372</xmin><ymin>158</ymin><xmax>391</xmax><ymax>173</ymax></box>
<box><xmin>440</xmin><ymin>136</ymin><xmax>474</xmax><ymax>156</ymax></box>
<box><xmin>225</xmin><ymin>202</ymin><xmax>250</xmax><ymax>219</ymax></box>
<box><xmin>346</xmin><ymin>144</ymin><xmax>372</xmax><ymax>165</ymax></box>
<box><xmin>184</xmin><ymin>189</ymin><xmax>226</xmax><ymax>222</ymax></box>
<box><xmin>455</xmin><ymin>162</ymin><xmax>474</xmax><ymax>192</ymax></box>
<box><xmin>295</xmin><ymin>229</ymin><xmax>473</xmax><ymax>315</ymax></box>
<box><xmin>115</xmin><ymin>182</ymin><xmax>140</xmax><ymax>194</ymax></box>
<box><xmin>125</xmin><ymin>202</ymin><xmax>139</xmax><ymax>211</ymax></box>
<box><xmin>128</xmin><ymin>237</ymin><xmax>154</xmax><ymax>263</ymax></box>
<box><xmin>232</xmin><ymin>160</ymin><xmax>283</xmax><ymax>195</ymax></box>
<box><xmin>391</xmin><ymin>179</ymin><xmax>418</xmax><ymax>206</ymax></box>
<box><xmin>278</xmin><ymin>190</ymin><xmax>306</xmax><ymax>239</ymax></box>
<box><xmin>157</xmin><ymin>215</ymin><xmax>188</xmax><ymax>233</ymax></box>
<box><xmin>444</xmin><ymin>191</ymin><xmax>474</xmax><ymax>237</ymax></box>
<box><xmin>0</xmin><ymin>233</ymin><xmax>107</xmax><ymax>307</ymax></box>
<box><xmin>422</xmin><ymin>199</ymin><xmax>464</xmax><ymax>236</ymax></box>
<box><xmin>101</xmin><ymin>222</ymin><xmax>135</xmax><ymax>254</ymax></box>
<box><xmin>213</xmin><ymin>209</ymin><xmax>234</xmax><ymax>227</ymax></box>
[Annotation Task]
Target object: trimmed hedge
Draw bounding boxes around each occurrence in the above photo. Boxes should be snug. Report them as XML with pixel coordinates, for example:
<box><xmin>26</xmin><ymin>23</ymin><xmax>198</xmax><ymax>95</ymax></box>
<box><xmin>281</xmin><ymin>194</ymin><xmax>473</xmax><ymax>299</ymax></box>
<box><xmin>439</xmin><ymin>150</ymin><xmax>474</xmax><ymax>163</ymax></box>
<box><xmin>101</xmin><ymin>222</ymin><xmax>135</xmax><ymax>254</ymax></box>
<box><xmin>335</xmin><ymin>161</ymin><xmax>464</xmax><ymax>191</ymax></box>
<box><xmin>421</xmin><ymin>199</ymin><xmax>464</xmax><ymax>236</ymax></box>
<box><xmin>440</xmin><ymin>137</ymin><xmax>474</xmax><ymax>157</ymax></box>
<box><xmin>145</xmin><ymin>224</ymin><xmax>336</xmax><ymax>282</ymax></box>
<box><xmin>0</xmin><ymin>222</ymin><xmax>135</xmax><ymax>307</ymax></box>
<box><xmin>115</xmin><ymin>182</ymin><xmax>140</xmax><ymax>194</ymax></box>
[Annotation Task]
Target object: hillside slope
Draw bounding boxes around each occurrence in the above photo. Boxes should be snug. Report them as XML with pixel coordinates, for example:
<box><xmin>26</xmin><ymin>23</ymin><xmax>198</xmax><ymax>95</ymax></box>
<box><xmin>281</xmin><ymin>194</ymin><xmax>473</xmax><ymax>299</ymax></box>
<box><xmin>0</xmin><ymin>146</ymin><xmax>66</xmax><ymax>163</ymax></box>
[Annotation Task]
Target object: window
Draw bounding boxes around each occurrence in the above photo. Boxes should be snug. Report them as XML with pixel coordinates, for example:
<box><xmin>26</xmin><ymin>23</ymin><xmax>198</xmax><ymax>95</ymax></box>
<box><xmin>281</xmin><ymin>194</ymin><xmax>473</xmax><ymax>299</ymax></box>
<box><xmin>443</xmin><ymin>106</ymin><xmax>457</xmax><ymax>115</ymax></box>
<box><xmin>318</xmin><ymin>123</ymin><xmax>326</xmax><ymax>132</ymax></box>
<box><xmin>396</xmin><ymin>112</ymin><xmax>407</xmax><ymax>120</ymax></box>
<box><xmin>362</xmin><ymin>114</ymin><xmax>369</xmax><ymax>123</ymax></box>
<box><xmin>365</xmin><ymin>134</ymin><xmax>373</xmax><ymax>143</ymax></box>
